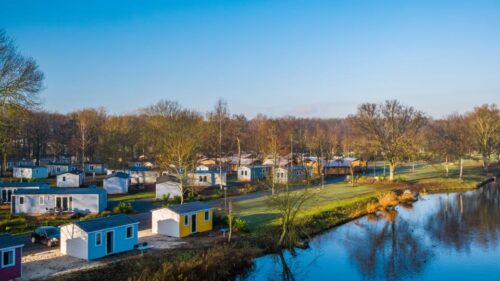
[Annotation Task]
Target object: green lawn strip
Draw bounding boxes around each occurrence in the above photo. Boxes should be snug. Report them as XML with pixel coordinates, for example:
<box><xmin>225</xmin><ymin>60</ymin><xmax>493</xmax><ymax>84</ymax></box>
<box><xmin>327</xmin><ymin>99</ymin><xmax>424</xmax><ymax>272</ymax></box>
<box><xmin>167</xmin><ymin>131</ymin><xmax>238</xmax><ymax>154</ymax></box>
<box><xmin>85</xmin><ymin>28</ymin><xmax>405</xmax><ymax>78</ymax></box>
<box><xmin>230</xmin><ymin>161</ymin><xmax>491</xmax><ymax>232</ymax></box>
<box><xmin>108</xmin><ymin>191</ymin><xmax>155</xmax><ymax>202</ymax></box>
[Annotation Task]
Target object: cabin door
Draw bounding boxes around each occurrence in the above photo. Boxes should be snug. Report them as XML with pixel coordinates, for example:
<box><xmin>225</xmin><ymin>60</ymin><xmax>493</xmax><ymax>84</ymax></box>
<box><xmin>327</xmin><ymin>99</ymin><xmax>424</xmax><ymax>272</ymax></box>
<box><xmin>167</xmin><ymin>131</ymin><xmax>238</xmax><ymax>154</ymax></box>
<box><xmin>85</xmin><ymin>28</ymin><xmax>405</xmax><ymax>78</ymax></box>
<box><xmin>7</xmin><ymin>190</ymin><xmax>12</xmax><ymax>202</ymax></box>
<box><xmin>106</xmin><ymin>231</ymin><xmax>114</xmax><ymax>254</ymax></box>
<box><xmin>191</xmin><ymin>214</ymin><xmax>197</xmax><ymax>233</ymax></box>
<box><xmin>11</xmin><ymin>196</ymin><xmax>15</xmax><ymax>213</ymax></box>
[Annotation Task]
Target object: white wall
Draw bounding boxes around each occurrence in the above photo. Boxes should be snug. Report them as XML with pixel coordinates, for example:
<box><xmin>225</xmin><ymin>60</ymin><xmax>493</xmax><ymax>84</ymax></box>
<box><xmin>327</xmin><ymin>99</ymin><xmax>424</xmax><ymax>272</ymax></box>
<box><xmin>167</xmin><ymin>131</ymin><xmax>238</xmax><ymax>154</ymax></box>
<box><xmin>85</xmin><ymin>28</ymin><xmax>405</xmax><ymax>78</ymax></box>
<box><xmin>152</xmin><ymin>208</ymin><xmax>180</xmax><ymax>237</ymax></box>
<box><xmin>60</xmin><ymin>224</ymin><xmax>88</xmax><ymax>260</ymax></box>
<box><xmin>57</xmin><ymin>174</ymin><xmax>81</xmax><ymax>188</ymax></box>
<box><xmin>155</xmin><ymin>182</ymin><xmax>181</xmax><ymax>199</ymax></box>
<box><xmin>103</xmin><ymin>177</ymin><xmax>129</xmax><ymax>194</ymax></box>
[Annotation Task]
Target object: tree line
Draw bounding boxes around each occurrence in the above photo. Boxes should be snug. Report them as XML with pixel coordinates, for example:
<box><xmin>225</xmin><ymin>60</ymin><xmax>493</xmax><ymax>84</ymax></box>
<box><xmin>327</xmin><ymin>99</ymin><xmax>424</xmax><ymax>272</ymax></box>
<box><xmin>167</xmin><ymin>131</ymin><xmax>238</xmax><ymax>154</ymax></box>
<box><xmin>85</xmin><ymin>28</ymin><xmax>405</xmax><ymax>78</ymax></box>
<box><xmin>1</xmin><ymin>29</ymin><xmax>499</xmax><ymax>180</ymax></box>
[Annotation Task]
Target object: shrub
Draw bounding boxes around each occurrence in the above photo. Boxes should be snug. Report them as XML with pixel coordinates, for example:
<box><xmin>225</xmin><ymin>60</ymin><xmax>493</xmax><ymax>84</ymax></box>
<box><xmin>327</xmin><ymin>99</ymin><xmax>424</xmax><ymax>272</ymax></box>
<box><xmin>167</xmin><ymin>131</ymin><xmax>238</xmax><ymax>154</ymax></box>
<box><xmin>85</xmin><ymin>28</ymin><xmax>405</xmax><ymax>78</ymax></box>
<box><xmin>399</xmin><ymin>191</ymin><xmax>416</xmax><ymax>202</ymax></box>
<box><xmin>378</xmin><ymin>192</ymin><xmax>399</xmax><ymax>208</ymax></box>
<box><xmin>233</xmin><ymin>217</ymin><xmax>249</xmax><ymax>233</ymax></box>
<box><xmin>113</xmin><ymin>202</ymin><xmax>134</xmax><ymax>214</ymax></box>
<box><xmin>366</xmin><ymin>202</ymin><xmax>379</xmax><ymax>214</ymax></box>
<box><xmin>172</xmin><ymin>195</ymin><xmax>182</xmax><ymax>204</ymax></box>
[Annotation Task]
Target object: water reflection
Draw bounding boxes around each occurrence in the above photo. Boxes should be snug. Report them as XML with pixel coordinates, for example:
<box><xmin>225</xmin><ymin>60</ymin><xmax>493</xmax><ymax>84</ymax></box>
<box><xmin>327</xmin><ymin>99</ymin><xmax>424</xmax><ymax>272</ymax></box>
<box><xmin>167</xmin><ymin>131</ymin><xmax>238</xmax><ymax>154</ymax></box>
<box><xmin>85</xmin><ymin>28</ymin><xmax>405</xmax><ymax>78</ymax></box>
<box><xmin>345</xmin><ymin>213</ymin><xmax>432</xmax><ymax>281</ymax></box>
<box><xmin>425</xmin><ymin>184</ymin><xmax>500</xmax><ymax>252</ymax></box>
<box><xmin>241</xmin><ymin>183</ymin><xmax>500</xmax><ymax>281</ymax></box>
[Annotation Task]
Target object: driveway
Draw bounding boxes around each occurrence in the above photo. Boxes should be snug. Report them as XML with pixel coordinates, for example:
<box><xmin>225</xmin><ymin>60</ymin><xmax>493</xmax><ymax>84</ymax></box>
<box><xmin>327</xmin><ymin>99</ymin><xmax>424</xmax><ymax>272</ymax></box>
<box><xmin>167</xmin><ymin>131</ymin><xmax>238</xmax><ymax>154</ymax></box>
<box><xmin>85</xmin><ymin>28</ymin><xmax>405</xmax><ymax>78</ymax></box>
<box><xmin>20</xmin><ymin>229</ymin><xmax>184</xmax><ymax>281</ymax></box>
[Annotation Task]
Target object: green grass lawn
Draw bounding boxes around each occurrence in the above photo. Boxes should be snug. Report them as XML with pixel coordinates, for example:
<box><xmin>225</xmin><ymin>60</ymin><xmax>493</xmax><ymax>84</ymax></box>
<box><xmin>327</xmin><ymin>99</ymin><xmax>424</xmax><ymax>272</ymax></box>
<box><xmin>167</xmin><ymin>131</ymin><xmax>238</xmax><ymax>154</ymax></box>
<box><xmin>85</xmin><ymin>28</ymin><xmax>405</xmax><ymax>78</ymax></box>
<box><xmin>232</xmin><ymin>183</ymin><xmax>387</xmax><ymax>230</ymax></box>
<box><xmin>108</xmin><ymin>191</ymin><xmax>155</xmax><ymax>202</ymax></box>
<box><xmin>231</xmin><ymin>160</ymin><xmax>495</xmax><ymax>231</ymax></box>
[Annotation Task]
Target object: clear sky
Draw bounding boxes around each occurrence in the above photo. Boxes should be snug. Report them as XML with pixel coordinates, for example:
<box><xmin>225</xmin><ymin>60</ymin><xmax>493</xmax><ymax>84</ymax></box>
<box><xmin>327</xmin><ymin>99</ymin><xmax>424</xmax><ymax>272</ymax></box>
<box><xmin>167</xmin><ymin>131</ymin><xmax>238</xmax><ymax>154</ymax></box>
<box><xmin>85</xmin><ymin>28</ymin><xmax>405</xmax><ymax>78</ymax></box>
<box><xmin>1</xmin><ymin>0</ymin><xmax>499</xmax><ymax>118</ymax></box>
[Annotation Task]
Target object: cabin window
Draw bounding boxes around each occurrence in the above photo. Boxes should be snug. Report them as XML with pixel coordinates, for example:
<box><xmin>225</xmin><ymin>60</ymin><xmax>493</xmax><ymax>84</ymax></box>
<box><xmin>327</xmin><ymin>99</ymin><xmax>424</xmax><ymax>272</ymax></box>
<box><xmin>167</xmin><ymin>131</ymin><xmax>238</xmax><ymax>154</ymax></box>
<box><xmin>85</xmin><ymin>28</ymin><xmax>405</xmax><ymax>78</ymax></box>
<box><xmin>199</xmin><ymin>176</ymin><xmax>203</xmax><ymax>182</ymax></box>
<box><xmin>63</xmin><ymin>176</ymin><xmax>66</xmax><ymax>182</ymax></box>
<box><xmin>244</xmin><ymin>171</ymin><xmax>248</xmax><ymax>176</ymax></box>
<box><xmin>184</xmin><ymin>215</ymin><xmax>189</xmax><ymax>226</ymax></box>
<box><xmin>126</xmin><ymin>226</ymin><xmax>134</xmax><ymax>239</ymax></box>
<box><xmin>1</xmin><ymin>249</ymin><xmax>15</xmax><ymax>268</ymax></box>
<box><xmin>39</xmin><ymin>196</ymin><xmax>44</xmax><ymax>205</ymax></box>
<box><xmin>203</xmin><ymin>176</ymin><xmax>207</xmax><ymax>182</ymax></box>
<box><xmin>240</xmin><ymin>170</ymin><xmax>244</xmax><ymax>176</ymax></box>
<box><xmin>204</xmin><ymin>211</ymin><xmax>209</xmax><ymax>221</ymax></box>
<box><xmin>19</xmin><ymin>197</ymin><xmax>24</xmax><ymax>205</ymax></box>
<box><xmin>96</xmin><ymin>232</ymin><xmax>102</xmax><ymax>246</ymax></box>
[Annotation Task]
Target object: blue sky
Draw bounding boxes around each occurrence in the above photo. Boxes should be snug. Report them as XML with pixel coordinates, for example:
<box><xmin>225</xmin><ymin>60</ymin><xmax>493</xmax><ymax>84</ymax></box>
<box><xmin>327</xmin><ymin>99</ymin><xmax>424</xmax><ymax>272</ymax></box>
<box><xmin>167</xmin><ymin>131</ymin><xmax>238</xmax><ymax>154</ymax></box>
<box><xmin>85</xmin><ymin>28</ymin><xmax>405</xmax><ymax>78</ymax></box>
<box><xmin>1</xmin><ymin>0</ymin><xmax>499</xmax><ymax>118</ymax></box>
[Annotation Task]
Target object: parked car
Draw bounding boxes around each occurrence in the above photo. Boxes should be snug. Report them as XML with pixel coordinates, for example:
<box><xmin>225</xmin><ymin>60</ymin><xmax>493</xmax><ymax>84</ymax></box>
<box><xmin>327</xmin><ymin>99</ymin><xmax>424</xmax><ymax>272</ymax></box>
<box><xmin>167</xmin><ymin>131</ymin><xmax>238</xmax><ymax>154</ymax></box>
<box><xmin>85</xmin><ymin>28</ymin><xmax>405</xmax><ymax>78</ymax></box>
<box><xmin>31</xmin><ymin>226</ymin><xmax>60</xmax><ymax>247</ymax></box>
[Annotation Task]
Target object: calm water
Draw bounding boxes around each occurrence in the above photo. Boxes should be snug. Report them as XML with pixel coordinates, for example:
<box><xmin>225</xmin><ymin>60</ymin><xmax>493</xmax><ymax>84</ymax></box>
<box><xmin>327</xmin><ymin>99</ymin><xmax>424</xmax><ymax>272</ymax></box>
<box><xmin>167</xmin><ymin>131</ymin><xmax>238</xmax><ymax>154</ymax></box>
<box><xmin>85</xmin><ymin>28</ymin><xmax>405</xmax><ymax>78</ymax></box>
<box><xmin>240</xmin><ymin>183</ymin><xmax>500</xmax><ymax>281</ymax></box>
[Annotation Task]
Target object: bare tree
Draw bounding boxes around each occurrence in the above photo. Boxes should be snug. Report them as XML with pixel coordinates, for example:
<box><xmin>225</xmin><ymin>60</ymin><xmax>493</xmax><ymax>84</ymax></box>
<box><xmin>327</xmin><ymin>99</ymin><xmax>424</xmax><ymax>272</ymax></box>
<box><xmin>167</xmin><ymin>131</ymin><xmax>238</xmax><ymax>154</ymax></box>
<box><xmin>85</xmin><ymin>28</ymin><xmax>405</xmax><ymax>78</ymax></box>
<box><xmin>72</xmin><ymin>108</ymin><xmax>106</xmax><ymax>168</ymax></box>
<box><xmin>157</xmin><ymin>109</ymin><xmax>202</xmax><ymax>204</ymax></box>
<box><xmin>268</xmin><ymin>189</ymin><xmax>313</xmax><ymax>249</ymax></box>
<box><xmin>467</xmin><ymin>104</ymin><xmax>499</xmax><ymax>171</ymax></box>
<box><xmin>350</xmin><ymin>100</ymin><xmax>426</xmax><ymax>181</ymax></box>
<box><xmin>0</xmin><ymin>30</ymin><xmax>43</xmax><ymax>174</ymax></box>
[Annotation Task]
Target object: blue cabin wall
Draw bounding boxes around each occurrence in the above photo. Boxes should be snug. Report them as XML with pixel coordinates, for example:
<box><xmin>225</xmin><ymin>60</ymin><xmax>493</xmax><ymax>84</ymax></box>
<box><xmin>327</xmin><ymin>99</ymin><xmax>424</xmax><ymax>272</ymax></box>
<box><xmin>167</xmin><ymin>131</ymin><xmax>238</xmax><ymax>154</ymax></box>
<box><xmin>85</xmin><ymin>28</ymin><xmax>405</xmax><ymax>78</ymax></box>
<box><xmin>87</xmin><ymin>223</ymin><xmax>138</xmax><ymax>260</ymax></box>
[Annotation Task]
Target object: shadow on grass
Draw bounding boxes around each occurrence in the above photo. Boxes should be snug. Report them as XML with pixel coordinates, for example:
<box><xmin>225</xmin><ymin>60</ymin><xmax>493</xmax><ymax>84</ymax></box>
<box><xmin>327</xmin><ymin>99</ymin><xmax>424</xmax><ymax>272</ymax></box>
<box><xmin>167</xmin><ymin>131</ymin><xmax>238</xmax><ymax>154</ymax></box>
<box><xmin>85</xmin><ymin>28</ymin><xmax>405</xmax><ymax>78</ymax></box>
<box><xmin>243</xmin><ymin>213</ymin><xmax>279</xmax><ymax>229</ymax></box>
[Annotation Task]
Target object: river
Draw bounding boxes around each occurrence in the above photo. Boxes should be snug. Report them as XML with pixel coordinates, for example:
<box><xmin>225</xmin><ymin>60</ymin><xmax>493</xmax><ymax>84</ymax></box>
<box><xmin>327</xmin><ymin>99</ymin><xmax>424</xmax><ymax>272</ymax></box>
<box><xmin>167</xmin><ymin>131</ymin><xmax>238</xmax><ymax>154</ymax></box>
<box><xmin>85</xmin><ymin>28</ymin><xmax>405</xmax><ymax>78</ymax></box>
<box><xmin>240</xmin><ymin>182</ymin><xmax>500</xmax><ymax>281</ymax></box>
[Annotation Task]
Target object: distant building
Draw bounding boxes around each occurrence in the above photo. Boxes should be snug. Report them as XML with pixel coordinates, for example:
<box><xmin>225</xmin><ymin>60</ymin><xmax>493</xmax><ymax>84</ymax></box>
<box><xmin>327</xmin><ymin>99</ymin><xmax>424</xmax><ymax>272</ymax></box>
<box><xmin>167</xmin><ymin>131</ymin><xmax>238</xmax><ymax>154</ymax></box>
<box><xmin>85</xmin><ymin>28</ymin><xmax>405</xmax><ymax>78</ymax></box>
<box><xmin>12</xmin><ymin>166</ymin><xmax>48</xmax><ymax>179</ymax></box>
<box><xmin>0</xmin><ymin>182</ymin><xmax>49</xmax><ymax>203</ymax></box>
<box><xmin>60</xmin><ymin>214</ymin><xmax>139</xmax><ymax>260</ymax></box>
<box><xmin>237</xmin><ymin>165</ymin><xmax>270</xmax><ymax>182</ymax></box>
<box><xmin>188</xmin><ymin>170</ymin><xmax>226</xmax><ymax>187</ymax></box>
<box><xmin>274</xmin><ymin>166</ymin><xmax>310</xmax><ymax>184</ymax></box>
<box><xmin>103</xmin><ymin>172</ymin><xmax>130</xmax><ymax>194</ymax></box>
<box><xmin>155</xmin><ymin>175</ymin><xmax>181</xmax><ymax>199</ymax></box>
<box><xmin>11</xmin><ymin>188</ymin><xmax>107</xmax><ymax>215</ymax></box>
<box><xmin>126</xmin><ymin>166</ymin><xmax>159</xmax><ymax>184</ymax></box>
<box><xmin>46</xmin><ymin>163</ymin><xmax>78</xmax><ymax>177</ymax></box>
<box><xmin>152</xmin><ymin>201</ymin><xmax>213</xmax><ymax>238</ymax></box>
<box><xmin>0</xmin><ymin>234</ymin><xmax>24</xmax><ymax>280</ymax></box>
<box><xmin>323</xmin><ymin>158</ymin><xmax>367</xmax><ymax>176</ymax></box>
<box><xmin>57</xmin><ymin>171</ymin><xmax>85</xmax><ymax>188</ymax></box>
<box><xmin>84</xmin><ymin>163</ymin><xmax>107</xmax><ymax>175</ymax></box>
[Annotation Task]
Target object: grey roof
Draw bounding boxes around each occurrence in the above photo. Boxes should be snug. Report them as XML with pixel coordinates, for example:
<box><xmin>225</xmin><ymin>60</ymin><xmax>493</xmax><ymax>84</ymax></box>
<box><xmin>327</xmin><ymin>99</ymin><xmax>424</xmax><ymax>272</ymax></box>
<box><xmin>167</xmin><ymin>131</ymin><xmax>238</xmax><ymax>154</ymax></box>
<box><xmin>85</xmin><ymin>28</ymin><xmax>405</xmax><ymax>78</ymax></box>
<box><xmin>15</xmin><ymin>165</ymin><xmax>44</xmax><ymax>169</ymax></box>
<box><xmin>75</xmin><ymin>214</ymin><xmax>138</xmax><ymax>232</ymax></box>
<box><xmin>0</xmin><ymin>182</ymin><xmax>49</xmax><ymax>188</ymax></box>
<box><xmin>156</xmin><ymin>175</ymin><xmax>180</xmax><ymax>184</ymax></box>
<box><xmin>0</xmin><ymin>234</ymin><xmax>23</xmax><ymax>249</ymax></box>
<box><xmin>167</xmin><ymin>201</ymin><xmax>212</xmax><ymax>214</ymax></box>
<box><xmin>58</xmin><ymin>170</ymin><xmax>84</xmax><ymax>175</ymax></box>
<box><xmin>14</xmin><ymin>188</ymin><xmax>106</xmax><ymax>195</ymax></box>
<box><xmin>106</xmin><ymin>172</ymin><xmax>130</xmax><ymax>179</ymax></box>
<box><xmin>127</xmin><ymin>166</ymin><xmax>147</xmax><ymax>172</ymax></box>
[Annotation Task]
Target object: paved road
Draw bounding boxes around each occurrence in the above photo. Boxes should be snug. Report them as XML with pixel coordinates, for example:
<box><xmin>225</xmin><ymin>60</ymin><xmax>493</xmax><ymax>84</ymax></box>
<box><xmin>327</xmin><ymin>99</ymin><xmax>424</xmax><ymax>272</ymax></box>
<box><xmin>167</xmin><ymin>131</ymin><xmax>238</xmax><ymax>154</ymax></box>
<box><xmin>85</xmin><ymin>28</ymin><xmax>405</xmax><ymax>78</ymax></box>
<box><xmin>17</xmin><ymin>164</ymin><xmax>419</xmax><ymax>254</ymax></box>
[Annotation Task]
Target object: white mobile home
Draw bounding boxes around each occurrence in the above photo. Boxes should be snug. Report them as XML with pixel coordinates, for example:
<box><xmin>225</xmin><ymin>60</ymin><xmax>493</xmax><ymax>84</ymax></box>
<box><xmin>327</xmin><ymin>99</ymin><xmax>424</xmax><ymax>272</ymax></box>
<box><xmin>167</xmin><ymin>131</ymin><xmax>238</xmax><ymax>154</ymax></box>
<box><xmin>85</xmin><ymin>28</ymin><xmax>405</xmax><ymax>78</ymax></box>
<box><xmin>155</xmin><ymin>175</ymin><xmax>181</xmax><ymax>199</ymax></box>
<box><xmin>237</xmin><ymin>165</ymin><xmax>270</xmax><ymax>182</ymax></box>
<box><xmin>11</xmin><ymin>188</ymin><xmax>107</xmax><ymax>215</ymax></box>
<box><xmin>60</xmin><ymin>214</ymin><xmax>139</xmax><ymax>260</ymax></box>
<box><xmin>274</xmin><ymin>166</ymin><xmax>310</xmax><ymax>184</ymax></box>
<box><xmin>84</xmin><ymin>163</ymin><xmax>107</xmax><ymax>175</ymax></box>
<box><xmin>103</xmin><ymin>172</ymin><xmax>130</xmax><ymax>194</ymax></box>
<box><xmin>188</xmin><ymin>171</ymin><xmax>226</xmax><ymax>187</ymax></box>
<box><xmin>0</xmin><ymin>182</ymin><xmax>49</xmax><ymax>203</ymax></box>
<box><xmin>126</xmin><ymin>167</ymin><xmax>159</xmax><ymax>185</ymax></box>
<box><xmin>57</xmin><ymin>171</ymin><xmax>85</xmax><ymax>188</ymax></box>
<box><xmin>46</xmin><ymin>163</ymin><xmax>78</xmax><ymax>177</ymax></box>
<box><xmin>13</xmin><ymin>166</ymin><xmax>48</xmax><ymax>179</ymax></box>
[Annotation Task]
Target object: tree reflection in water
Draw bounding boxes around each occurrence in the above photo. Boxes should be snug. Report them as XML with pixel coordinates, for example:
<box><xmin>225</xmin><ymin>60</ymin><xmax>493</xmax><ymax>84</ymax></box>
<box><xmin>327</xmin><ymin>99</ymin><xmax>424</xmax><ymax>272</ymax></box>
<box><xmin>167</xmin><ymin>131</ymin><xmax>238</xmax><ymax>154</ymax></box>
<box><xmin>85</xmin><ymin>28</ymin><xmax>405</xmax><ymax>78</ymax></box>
<box><xmin>344</xmin><ymin>209</ymin><xmax>433</xmax><ymax>281</ymax></box>
<box><xmin>425</xmin><ymin>183</ymin><xmax>500</xmax><ymax>252</ymax></box>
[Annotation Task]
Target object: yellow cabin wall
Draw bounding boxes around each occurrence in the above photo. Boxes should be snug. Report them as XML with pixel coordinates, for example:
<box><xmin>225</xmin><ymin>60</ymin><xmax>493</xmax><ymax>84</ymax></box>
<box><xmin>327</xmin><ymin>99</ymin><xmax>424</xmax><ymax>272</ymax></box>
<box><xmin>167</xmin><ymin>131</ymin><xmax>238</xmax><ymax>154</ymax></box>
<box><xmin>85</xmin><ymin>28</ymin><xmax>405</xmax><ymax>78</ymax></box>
<box><xmin>179</xmin><ymin>210</ymin><xmax>213</xmax><ymax>238</ymax></box>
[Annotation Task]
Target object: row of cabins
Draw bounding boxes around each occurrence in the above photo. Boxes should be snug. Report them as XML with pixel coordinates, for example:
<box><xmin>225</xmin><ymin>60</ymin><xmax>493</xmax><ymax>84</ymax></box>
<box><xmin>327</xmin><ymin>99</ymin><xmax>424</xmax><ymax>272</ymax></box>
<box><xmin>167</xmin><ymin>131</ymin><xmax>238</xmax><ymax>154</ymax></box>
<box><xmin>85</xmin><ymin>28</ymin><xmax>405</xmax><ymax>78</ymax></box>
<box><xmin>10</xmin><ymin>162</ymin><xmax>107</xmax><ymax>180</ymax></box>
<box><xmin>0</xmin><ymin>201</ymin><xmax>213</xmax><ymax>279</ymax></box>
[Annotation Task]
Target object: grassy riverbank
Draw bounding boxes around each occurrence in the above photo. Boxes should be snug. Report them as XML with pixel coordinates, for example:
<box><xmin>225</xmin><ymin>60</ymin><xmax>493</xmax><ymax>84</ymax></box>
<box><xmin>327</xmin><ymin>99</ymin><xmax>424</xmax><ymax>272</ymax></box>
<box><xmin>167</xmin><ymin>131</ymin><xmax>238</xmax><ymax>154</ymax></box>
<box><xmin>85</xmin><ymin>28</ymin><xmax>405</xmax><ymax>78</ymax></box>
<box><xmin>52</xmin><ymin>160</ymin><xmax>497</xmax><ymax>281</ymax></box>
